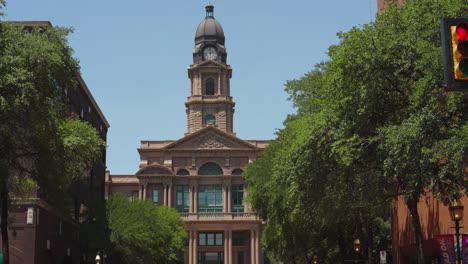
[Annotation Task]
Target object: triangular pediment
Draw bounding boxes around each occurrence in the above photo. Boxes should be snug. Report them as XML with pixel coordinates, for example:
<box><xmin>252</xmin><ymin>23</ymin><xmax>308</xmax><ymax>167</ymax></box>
<box><xmin>162</xmin><ymin>127</ymin><xmax>258</xmax><ymax>150</ymax></box>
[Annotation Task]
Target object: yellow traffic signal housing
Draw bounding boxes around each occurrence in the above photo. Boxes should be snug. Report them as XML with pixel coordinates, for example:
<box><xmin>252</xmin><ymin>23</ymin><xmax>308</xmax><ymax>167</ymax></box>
<box><xmin>452</xmin><ymin>22</ymin><xmax>468</xmax><ymax>80</ymax></box>
<box><xmin>441</xmin><ymin>18</ymin><xmax>468</xmax><ymax>91</ymax></box>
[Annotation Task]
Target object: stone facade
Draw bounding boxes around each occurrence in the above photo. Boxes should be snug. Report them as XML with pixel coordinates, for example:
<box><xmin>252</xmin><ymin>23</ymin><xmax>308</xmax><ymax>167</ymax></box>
<box><xmin>106</xmin><ymin>5</ymin><xmax>269</xmax><ymax>264</ymax></box>
<box><xmin>186</xmin><ymin>60</ymin><xmax>235</xmax><ymax>134</ymax></box>
<box><xmin>106</xmin><ymin>127</ymin><xmax>269</xmax><ymax>263</ymax></box>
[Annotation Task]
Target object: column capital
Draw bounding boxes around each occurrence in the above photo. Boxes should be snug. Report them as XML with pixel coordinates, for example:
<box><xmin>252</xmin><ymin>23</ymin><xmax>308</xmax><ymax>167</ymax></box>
<box><xmin>163</xmin><ymin>178</ymin><xmax>173</xmax><ymax>186</ymax></box>
<box><xmin>189</xmin><ymin>179</ymin><xmax>198</xmax><ymax>187</ymax></box>
<box><xmin>138</xmin><ymin>178</ymin><xmax>148</xmax><ymax>185</ymax></box>
<box><xmin>223</xmin><ymin>179</ymin><xmax>232</xmax><ymax>187</ymax></box>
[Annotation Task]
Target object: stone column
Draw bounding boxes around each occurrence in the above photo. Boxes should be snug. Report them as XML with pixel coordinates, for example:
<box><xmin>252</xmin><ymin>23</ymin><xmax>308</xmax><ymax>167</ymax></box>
<box><xmin>227</xmin><ymin>185</ymin><xmax>231</xmax><ymax>213</ymax></box>
<box><xmin>193</xmin><ymin>230</ymin><xmax>198</xmax><ymax>264</ymax></box>
<box><xmin>228</xmin><ymin>229</ymin><xmax>232</xmax><ymax>264</ymax></box>
<box><xmin>256</xmin><ymin>226</ymin><xmax>261</xmax><ymax>264</ymax></box>
<box><xmin>138</xmin><ymin>185</ymin><xmax>142</xmax><ymax>200</ymax></box>
<box><xmin>250</xmin><ymin>229</ymin><xmax>256</xmax><ymax>264</ymax></box>
<box><xmin>224</xmin><ymin>229</ymin><xmax>232</xmax><ymax>264</ymax></box>
<box><xmin>142</xmin><ymin>183</ymin><xmax>147</xmax><ymax>200</ymax></box>
<box><xmin>224</xmin><ymin>230</ymin><xmax>228</xmax><ymax>264</ymax></box>
<box><xmin>188</xmin><ymin>230</ymin><xmax>193</xmax><ymax>264</ymax></box>
<box><xmin>163</xmin><ymin>184</ymin><xmax>167</xmax><ymax>206</ymax></box>
<box><xmin>189</xmin><ymin>185</ymin><xmax>193</xmax><ymax>213</ymax></box>
<box><xmin>223</xmin><ymin>185</ymin><xmax>227</xmax><ymax>213</ymax></box>
<box><xmin>217</xmin><ymin>70</ymin><xmax>221</xmax><ymax>95</ymax></box>
<box><xmin>168</xmin><ymin>184</ymin><xmax>173</xmax><ymax>207</ymax></box>
<box><xmin>194</xmin><ymin>185</ymin><xmax>198</xmax><ymax>213</ymax></box>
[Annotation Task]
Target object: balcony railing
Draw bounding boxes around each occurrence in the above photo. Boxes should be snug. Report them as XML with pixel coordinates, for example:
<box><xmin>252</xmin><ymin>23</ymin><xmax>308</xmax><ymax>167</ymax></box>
<box><xmin>179</xmin><ymin>212</ymin><xmax>258</xmax><ymax>221</ymax></box>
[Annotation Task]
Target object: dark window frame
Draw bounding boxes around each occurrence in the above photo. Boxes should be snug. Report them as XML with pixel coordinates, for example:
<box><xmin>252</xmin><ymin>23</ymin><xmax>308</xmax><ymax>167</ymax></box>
<box><xmin>205</xmin><ymin>77</ymin><xmax>215</xmax><ymax>95</ymax></box>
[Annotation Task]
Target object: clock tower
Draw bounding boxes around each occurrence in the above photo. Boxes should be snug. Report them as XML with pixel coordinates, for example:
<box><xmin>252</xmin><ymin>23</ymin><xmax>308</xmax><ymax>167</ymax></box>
<box><xmin>186</xmin><ymin>4</ymin><xmax>235</xmax><ymax>134</ymax></box>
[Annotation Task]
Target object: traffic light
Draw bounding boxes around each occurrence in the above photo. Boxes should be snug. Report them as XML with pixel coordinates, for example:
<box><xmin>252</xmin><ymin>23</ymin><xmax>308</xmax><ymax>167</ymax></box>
<box><xmin>441</xmin><ymin>18</ymin><xmax>468</xmax><ymax>91</ymax></box>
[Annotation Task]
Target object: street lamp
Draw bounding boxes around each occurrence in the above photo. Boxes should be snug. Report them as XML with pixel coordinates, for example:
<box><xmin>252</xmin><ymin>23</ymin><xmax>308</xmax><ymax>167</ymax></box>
<box><xmin>449</xmin><ymin>199</ymin><xmax>464</xmax><ymax>264</ymax></box>
<box><xmin>354</xmin><ymin>238</ymin><xmax>360</xmax><ymax>264</ymax></box>
<box><xmin>313</xmin><ymin>255</ymin><xmax>318</xmax><ymax>264</ymax></box>
<box><xmin>95</xmin><ymin>253</ymin><xmax>101</xmax><ymax>264</ymax></box>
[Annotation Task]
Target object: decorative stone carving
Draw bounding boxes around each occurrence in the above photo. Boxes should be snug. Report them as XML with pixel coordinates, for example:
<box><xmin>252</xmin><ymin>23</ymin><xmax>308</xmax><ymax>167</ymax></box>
<box><xmin>198</xmin><ymin>133</ymin><xmax>226</xmax><ymax>148</ymax></box>
<box><xmin>217</xmin><ymin>111</ymin><xmax>226</xmax><ymax>118</ymax></box>
<box><xmin>194</xmin><ymin>111</ymin><xmax>202</xmax><ymax>117</ymax></box>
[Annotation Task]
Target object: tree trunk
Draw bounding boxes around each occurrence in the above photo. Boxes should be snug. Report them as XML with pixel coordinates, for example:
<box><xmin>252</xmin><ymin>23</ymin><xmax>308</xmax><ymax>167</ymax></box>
<box><xmin>407</xmin><ymin>198</ymin><xmax>424</xmax><ymax>264</ymax></box>
<box><xmin>0</xmin><ymin>170</ymin><xmax>10</xmax><ymax>264</ymax></box>
<box><xmin>337</xmin><ymin>228</ymin><xmax>347</xmax><ymax>263</ymax></box>
<box><xmin>367</xmin><ymin>226</ymin><xmax>373</xmax><ymax>264</ymax></box>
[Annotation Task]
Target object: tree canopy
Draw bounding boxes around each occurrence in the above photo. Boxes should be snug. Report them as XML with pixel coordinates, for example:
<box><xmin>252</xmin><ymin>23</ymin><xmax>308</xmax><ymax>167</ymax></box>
<box><xmin>0</xmin><ymin>20</ymin><xmax>105</xmax><ymax>264</ymax></box>
<box><xmin>245</xmin><ymin>0</ymin><xmax>467</xmax><ymax>263</ymax></box>
<box><xmin>105</xmin><ymin>194</ymin><xmax>187</xmax><ymax>264</ymax></box>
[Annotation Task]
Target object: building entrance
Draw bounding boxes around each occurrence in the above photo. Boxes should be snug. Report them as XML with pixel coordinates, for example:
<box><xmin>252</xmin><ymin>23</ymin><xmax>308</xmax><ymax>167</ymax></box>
<box><xmin>198</xmin><ymin>252</ymin><xmax>224</xmax><ymax>264</ymax></box>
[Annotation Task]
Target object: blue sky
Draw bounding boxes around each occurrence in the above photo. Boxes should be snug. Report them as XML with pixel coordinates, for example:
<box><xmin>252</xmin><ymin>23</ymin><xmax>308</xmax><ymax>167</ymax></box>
<box><xmin>4</xmin><ymin>0</ymin><xmax>377</xmax><ymax>174</ymax></box>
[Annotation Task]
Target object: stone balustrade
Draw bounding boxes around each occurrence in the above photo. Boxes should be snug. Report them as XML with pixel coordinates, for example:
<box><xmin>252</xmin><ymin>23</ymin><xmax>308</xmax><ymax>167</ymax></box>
<box><xmin>180</xmin><ymin>212</ymin><xmax>257</xmax><ymax>221</ymax></box>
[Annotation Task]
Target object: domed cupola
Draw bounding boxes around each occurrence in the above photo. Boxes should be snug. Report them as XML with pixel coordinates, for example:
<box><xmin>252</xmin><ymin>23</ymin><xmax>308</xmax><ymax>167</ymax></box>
<box><xmin>193</xmin><ymin>4</ymin><xmax>227</xmax><ymax>63</ymax></box>
<box><xmin>195</xmin><ymin>4</ymin><xmax>225</xmax><ymax>45</ymax></box>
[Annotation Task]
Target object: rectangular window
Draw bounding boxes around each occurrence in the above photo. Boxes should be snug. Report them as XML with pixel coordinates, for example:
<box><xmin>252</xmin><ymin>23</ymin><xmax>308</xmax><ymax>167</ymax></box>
<box><xmin>152</xmin><ymin>190</ymin><xmax>159</xmax><ymax>203</ymax></box>
<box><xmin>215</xmin><ymin>233</ymin><xmax>223</xmax><ymax>245</ymax></box>
<box><xmin>177</xmin><ymin>185</ymin><xmax>190</xmax><ymax>212</ymax></box>
<box><xmin>199</xmin><ymin>233</ymin><xmax>206</xmax><ymax>246</ymax></box>
<box><xmin>198</xmin><ymin>232</ymin><xmax>223</xmax><ymax>246</ymax></box>
<box><xmin>198</xmin><ymin>185</ymin><xmax>223</xmax><ymax>213</ymax></box>
<box><xmin>231</xmin><ymin>184</ymin><xmax>244</xmax><ymax>213</ymax></box>
<box><xmin>207</xmin><ymin>233</ymin><xmax>214</xmax><ymax>245</ymax></box>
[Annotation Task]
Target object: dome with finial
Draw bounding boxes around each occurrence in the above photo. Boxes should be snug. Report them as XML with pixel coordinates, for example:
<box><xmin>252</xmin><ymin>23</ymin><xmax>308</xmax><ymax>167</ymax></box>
<box><xmin>195</xmin><ymin>4</ymin><xmax>225</xmax><ymax>45</ymax></box>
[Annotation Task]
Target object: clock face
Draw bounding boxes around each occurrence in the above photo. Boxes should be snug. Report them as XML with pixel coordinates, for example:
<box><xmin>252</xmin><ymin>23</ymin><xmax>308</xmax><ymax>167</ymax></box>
<box><xmin>203</xmin><ymin>47</ymin><xmax>217</xmax><ymax>60</ymax></box>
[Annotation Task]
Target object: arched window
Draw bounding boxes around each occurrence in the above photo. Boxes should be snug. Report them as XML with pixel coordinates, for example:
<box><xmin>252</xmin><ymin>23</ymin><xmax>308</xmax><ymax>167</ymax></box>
<box><xmin>198</xmin><ymin>162</ymin><xmax>223</xmax><ymax>176</ymax></box>
<box><xmin>204</xmin><ymin>114</ymin><xmax>216</xmax><ymax>125</ymax></box>
<box><xmin>176</xmin><ymin>169</ymin><xmax>190</xmax><ymax>176</ymax></box>
<box><xmin>231</xmin><ymin>168</ymin><xmax>243</xmax><ymax>175</ymax></box>
<box><xmin>205</xmin><ymin>78</ymin><xmax>215</xmax><ymax>95</ymax></box>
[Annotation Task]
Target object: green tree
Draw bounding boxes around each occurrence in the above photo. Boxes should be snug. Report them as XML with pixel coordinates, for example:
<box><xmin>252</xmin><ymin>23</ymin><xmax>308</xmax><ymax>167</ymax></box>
<box><xmin>0</xmin><ymin>20</ymin><xmax>105</xmax><ymax>264</ymax></box>
<box><xmin>246</xmin><ymin>0</ymin><xmax>467</xmax><ymax>263</ymax></box>
<box><xmin>105</xmin><ymin>194</ymin><xmax>187</xmax><ymax>264</ymax></box>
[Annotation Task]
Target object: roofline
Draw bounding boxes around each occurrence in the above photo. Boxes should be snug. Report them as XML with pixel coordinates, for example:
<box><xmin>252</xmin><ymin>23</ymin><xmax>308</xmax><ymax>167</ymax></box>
<box><xmin>160</xmin><ymin>126</ymin><xmax>259</xmax><ymax>150</ymax></box>
<box><xmin>76</xmin><ymin>75</ymin><xmax>110</xmax><ymax>128</ymax></box>
<box><xmin>138</xmin><ymin>148</ymin><xmax>262</xmax><ymax>153</ymax></box>
<box><xmin>12</xmin><ymin>21</ymin><xmax>53</xmax><ymax>27</ymax></box>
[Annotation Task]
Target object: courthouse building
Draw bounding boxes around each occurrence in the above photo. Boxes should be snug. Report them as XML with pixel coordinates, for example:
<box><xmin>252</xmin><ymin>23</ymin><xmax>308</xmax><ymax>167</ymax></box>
<box><xmin>105</xmin><ymin>5</ymin><xmax>269</xmax><ymax>264</ymax></box>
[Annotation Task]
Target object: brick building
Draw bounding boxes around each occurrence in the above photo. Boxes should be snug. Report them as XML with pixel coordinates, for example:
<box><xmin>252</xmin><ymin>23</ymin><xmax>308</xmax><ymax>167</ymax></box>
<box><xmin>0</xmin><ymin>21</ymin><xmax>109</xmax><ymax>264</ymax></box>
<box><xmin>105</xmin><ymin>5</ymin><xmax>268</xmax><ymax>264</ymax></box>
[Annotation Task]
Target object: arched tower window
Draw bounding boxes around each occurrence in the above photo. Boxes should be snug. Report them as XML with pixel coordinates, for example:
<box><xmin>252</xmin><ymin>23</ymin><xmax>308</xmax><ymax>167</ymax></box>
<box><xmin>205</xmin><ymin>78</ymin><xmax>215</xmax><ymax>95</ymax></box>
<box><xmin>176</xmin><ymin>169</ymin><xmax>190</xmax><ymax>176</ymax></box>
<box><xmin>198</xmin><ymin>162</ymin><xmax>223</xmax><ymax>175</ymax></box>
<box><xmin>204</xmin><ymin>114</ymin><xmax>216</xmax><ymax>125</ymax></box>
<box><xmin>231</xmin><ymin>168</ymin><xmax>243</xmax><ymax>175</ymax></box>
